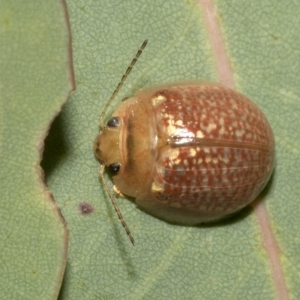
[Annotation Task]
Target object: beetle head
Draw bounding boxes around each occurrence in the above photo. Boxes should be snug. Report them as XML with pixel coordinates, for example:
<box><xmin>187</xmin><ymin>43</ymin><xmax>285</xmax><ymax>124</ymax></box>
<box><xmin>93</xmin><ymin>119</ymin><xmax>122</xmax><ymax>170</ymax></box>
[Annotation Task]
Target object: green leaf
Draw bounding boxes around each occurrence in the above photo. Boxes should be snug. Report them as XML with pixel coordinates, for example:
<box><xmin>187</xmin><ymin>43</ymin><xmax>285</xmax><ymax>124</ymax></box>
<box><xmin>0</xmin><ymin>1</ymin><xmax>72</xmax><ymax>299</ymax></box>
<box><xmin>49</xmin><ymin>0</ymin><xmax>300</xmax><ymax>299</ymax></box>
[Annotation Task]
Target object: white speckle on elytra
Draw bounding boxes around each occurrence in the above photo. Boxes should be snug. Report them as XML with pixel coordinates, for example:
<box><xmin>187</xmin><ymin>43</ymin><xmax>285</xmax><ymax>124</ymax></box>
<box><xmin>174</xmin><ymin>158</ymin><xmax>181</xmax><ymax>164</ymax></box>
<box><xmin>201</xmin><ymin>168</ymin><xmax>207</xmax><ymax>175</ymax></box>
<box><xmin>219</xmin><ymin>127</ymin><xmax>226</xmax><ymax>135</ymax></box>
<box><xmin>151</xmin><ymin>181</ymin><xmax>163</xmax><ymax>193</ymax></box>
<box><xmin>196</xmin><ymin>130</ymin><xmax>204</xmax><ymax>138</ymax></box>
<box><xmin>212</xmin><ymin>157</ymin><xmax>218</xmax><ymax>164</ymax></box>
<box><xmin>169</xmin><ymin>148</ymin><xmax>180</xmax><ymax>161</ymax></box>
<box><xmin>229</xmin><ymin>98</ymin><xmax>238</xmax><ymax>109</ymax></box>
<box><xmin>219</xmin><ymin>117</ymin><xmax>225</xmax><ymax>126</ymax></box>
<box><xmin>181</xmin><ymin>186</ymin><xmax>188</xmax><ymax>194</ymax></box>
<box><xmin>151</xmin><ymin>95</ymin><xmax>166</xmax><ymax>107</ymax></box>
<box><xmin>219</xmin><ymin>155</ymin><xmax>229</xmax><ymax>164</ymax></box>
<box><xmin>174</xmin><ymin>127</ymin><xmax>195</xmax><ymax>138</ymax></box>
<box><xmin>205</xmin><ymin>155</ymin><xmax>212</xmax><ymax>163</ymax></box>
<box><xmin>206</xmin><ymin>122</ymin><xmax>217</xmax><ymax>133</ymax></box>
<box><xmin>232</xmin><ymin>175</ymin><xmax>238</xmax><ymax>182</ymax></box>
<box><xmin>175</xmin><ymin>165</ymin><xmax>185</xmax><ymax>172</ymax></box>
<box><xmin>235</xmin><ymin>129</ymin><xmax>245</xmax><ymax>137</ymax></box>
<box><xmin>189</xmin><ymin>148</ymin><xmax>196</xmax><ymax>157</ymax></box>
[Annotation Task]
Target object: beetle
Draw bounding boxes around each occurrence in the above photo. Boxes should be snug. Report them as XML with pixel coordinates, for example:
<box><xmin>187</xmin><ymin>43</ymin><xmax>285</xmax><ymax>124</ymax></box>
<box><xmin>94</xmin><ymin>40</ymin><xmax>275</xmax><ymax>245</ymax></box>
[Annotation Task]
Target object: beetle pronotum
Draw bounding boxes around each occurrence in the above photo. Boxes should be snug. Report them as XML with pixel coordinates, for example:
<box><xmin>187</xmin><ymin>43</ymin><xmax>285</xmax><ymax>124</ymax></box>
<box><xmin>94</xmin><ymin>40</ymin><xmax>275</xmax><ymax>245</ymax></box>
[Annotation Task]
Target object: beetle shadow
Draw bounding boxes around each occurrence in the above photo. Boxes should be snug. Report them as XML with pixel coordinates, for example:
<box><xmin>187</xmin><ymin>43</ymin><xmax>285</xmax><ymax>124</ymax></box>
<box><xmin>41</xmin><ymin>112</ymin><xmax>70</xmax><ymax>182</ymax></box>
<box><xmin>99</xmin><ymin>182</ymin><xmax>138</xmax><ymax>275</ymax></box>
<box><xmin>250</xmin><ymin>167</ymin><xmax>275</xmax><ymax>210</ymax></box>
<box><xmin>195</xmin><ymin>205</ymin><xmax>253</xmax><ymax>229</ymax></box>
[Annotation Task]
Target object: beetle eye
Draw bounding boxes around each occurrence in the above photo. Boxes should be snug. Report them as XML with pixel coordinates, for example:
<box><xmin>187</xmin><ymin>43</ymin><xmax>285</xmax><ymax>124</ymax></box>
<box><xmin>107</xmin><ymin>163</ymin><xmax>120</xmax><ymax>175</ymax></box>
<box><xmin>107</xmin><ymin>117</ymin><xmax>120</xmax><ymax>128</ymax></box>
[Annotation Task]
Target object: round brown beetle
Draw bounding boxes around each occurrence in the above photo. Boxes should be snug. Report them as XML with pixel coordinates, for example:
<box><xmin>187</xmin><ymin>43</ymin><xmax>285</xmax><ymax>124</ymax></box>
<box><xmin>94</xmin><ymin>40</ymin><xmax>275</xmax><ymax>245</ymax></box>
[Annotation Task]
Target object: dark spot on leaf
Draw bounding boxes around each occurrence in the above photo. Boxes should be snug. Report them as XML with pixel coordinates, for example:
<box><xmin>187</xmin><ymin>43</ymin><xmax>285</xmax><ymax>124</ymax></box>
<box><xmin>78</xmin><ymin>203</ymin><xmax>94</xmax><ymax>215</ymax></box>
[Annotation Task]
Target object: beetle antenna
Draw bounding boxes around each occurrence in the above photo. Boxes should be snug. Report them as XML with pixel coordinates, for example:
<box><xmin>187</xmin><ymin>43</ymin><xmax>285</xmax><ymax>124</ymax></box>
<box><xmin>99</xmin><ymin>39</ymin><xmax>148</xmax><ymax>127</ymax></box>
<box><xmin>99</xmin><ymin>166</ymin><xmax>135</xmax><ymax>246</ymax></box>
